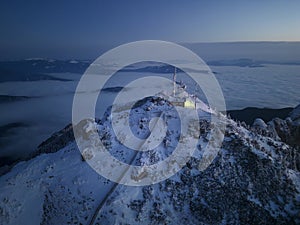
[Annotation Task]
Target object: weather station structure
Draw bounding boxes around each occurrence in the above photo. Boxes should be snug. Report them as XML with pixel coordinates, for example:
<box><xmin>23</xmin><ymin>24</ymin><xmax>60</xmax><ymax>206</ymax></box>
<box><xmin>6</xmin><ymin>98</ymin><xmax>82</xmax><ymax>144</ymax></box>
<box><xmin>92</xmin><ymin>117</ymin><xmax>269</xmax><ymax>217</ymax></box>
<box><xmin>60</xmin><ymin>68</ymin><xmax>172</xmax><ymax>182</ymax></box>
<box><xmin>168</xmin><ymin>67</ymin><xmax>196</xmax><ymax>109</ymax></box>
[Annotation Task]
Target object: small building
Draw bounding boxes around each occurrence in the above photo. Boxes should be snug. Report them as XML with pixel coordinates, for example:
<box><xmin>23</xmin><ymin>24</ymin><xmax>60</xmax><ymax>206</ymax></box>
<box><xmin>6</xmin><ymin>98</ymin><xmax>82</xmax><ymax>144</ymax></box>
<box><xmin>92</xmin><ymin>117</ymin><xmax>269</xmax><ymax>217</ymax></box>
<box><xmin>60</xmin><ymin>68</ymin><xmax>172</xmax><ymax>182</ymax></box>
<box><xmin>184</xmin><ymin>99</ymin><xmax>196</xmax><ymax>109</ymax></box>
<box><xmin>170</xmin><ymin>96</ymin><xmax>196</xmax><ymax>109</ymax></box>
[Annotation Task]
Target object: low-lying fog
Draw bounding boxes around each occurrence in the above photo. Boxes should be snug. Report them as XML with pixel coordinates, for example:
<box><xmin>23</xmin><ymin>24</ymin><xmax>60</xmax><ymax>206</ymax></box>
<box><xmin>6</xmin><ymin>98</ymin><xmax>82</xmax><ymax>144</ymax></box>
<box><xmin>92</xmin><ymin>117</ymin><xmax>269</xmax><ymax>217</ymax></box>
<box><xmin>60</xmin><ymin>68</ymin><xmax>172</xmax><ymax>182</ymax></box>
<box><xmin>0</xmin><ymin>63</ymin><xmax>300</xmax><ymax>164</ymax></box>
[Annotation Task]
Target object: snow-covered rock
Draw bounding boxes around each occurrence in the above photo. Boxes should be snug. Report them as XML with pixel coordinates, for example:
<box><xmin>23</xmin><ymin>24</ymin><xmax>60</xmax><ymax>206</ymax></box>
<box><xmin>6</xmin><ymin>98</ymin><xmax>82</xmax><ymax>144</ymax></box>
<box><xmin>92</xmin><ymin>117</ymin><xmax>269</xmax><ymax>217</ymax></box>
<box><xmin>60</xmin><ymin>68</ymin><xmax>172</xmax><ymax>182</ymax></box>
<box><xmin>289</xmin><ymin>104</ymin><xmax>300</xmax><ymax>124</ymax></box>
<box><xmin>248</xmin><ymin>104</ymin><xmax>300</xmax><ymax>148</ymax></box>
<box><xmin>252</xmin><ymin>118</ymin><xmax>268</xmax><ymax>129</ymax></box>
<box><xmin>0</xmin><ymin>98</ymin><xmax>300</xmax><ymax>224</ymax></box>
<box><xmin>263</xmin><ymin>104</ymin><xmax>300</xmax><ymax>147</ymax></box>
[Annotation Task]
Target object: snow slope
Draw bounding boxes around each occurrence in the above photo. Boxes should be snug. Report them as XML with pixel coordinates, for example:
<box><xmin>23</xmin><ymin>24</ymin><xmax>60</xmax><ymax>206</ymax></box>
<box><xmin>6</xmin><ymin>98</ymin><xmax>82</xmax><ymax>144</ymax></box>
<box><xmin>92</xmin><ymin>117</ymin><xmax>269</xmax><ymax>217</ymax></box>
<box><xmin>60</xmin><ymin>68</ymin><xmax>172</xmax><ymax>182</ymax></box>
<box><xmin>0</xmin><ymin>97</ymin><xmax>300</xmax><ymax>225</ymax></box>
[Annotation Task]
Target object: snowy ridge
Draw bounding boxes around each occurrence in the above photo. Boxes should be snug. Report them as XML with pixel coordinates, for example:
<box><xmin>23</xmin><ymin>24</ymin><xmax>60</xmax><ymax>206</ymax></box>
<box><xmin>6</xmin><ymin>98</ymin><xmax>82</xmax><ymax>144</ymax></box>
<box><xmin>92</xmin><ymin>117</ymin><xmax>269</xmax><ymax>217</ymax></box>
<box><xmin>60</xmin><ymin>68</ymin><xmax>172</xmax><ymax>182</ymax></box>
<box><xmin>0</xmin><ymin>98</ymin><xmax>300</xmax><ymax>224</ymax></box>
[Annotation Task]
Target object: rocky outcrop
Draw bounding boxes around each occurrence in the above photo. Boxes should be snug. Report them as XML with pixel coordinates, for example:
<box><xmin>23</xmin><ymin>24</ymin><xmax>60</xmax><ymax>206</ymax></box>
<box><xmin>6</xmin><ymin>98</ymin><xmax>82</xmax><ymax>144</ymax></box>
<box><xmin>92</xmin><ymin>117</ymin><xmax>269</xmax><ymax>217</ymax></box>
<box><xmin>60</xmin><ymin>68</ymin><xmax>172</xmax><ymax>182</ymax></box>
<box><xmin>268</xmin><ymin>117</ymin><xmax>300</xmax><ymax>147</ymax></box>
<box><xmin>251</xmin><ymin>104</ymin><xmax>300</xmax><ymax>148</ymax></box>
<box><xmin>289</xmin><ymin>104</ymin><xmax>300</xmax><ymax>124</ymax></box>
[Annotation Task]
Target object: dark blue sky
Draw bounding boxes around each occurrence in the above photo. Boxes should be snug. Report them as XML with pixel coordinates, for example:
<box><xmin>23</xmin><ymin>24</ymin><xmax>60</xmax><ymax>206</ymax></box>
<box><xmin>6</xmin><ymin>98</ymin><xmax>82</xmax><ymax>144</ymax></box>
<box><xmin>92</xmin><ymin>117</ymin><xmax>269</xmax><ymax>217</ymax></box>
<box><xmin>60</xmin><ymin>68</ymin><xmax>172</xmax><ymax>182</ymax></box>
<box><xmin>1</xmin><ymin>0</ymin><xmax>299</xmax><ymax>59</ymax></box>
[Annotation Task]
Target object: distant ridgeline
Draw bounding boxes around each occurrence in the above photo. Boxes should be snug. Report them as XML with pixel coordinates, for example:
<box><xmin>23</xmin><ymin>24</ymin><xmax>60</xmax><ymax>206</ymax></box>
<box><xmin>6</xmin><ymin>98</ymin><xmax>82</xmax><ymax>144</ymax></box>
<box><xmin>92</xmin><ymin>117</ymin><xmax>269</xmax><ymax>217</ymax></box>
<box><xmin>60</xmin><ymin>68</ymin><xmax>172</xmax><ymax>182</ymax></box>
<box><xmin>0</xmin><ymin>60</ymin><xmax>186</xmax><ymax>83</ymax></box>
<box><xmin>227</xmin><ymin>107</ymin><xmax>293</xmax><ymax>125</ymax></box>
<box><xmin>0</xmin><ymin>59</ymin><xmax>90</xmax><ymax>82</ymax></box>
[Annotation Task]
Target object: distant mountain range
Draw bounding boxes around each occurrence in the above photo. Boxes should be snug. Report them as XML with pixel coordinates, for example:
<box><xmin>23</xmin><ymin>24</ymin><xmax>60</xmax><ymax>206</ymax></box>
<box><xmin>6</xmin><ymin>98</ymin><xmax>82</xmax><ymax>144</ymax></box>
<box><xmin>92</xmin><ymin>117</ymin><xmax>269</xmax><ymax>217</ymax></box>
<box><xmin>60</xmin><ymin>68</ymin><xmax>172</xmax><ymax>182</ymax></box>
<box><xmin>1</xmin><ymin>58</ymin><xmax>300</xmax><ymax>83</ymax></box>
<box><xmin>0</xmin><ymin>59</ymin><xmax>90</xmax><ymax>82</ymax></box>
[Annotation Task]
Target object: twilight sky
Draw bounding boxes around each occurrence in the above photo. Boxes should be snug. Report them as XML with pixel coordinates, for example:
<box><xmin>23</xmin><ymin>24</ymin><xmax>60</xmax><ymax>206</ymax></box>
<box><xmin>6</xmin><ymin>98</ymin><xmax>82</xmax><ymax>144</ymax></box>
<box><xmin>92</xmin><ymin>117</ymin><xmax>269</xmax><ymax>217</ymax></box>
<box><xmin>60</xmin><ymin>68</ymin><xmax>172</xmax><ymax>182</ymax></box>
<box><xmin>0</xmin><ymin>0</ymin><xmax>299</xmax><ymax>59</ymax></box>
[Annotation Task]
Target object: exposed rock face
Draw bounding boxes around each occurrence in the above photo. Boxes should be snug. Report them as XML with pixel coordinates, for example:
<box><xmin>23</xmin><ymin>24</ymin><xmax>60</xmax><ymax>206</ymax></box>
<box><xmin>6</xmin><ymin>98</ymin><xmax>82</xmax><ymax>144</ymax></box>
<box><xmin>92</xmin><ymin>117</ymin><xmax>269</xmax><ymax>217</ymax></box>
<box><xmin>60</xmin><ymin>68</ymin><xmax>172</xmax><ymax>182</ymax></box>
<box><xmin>251</xmin><ymin>104</ymin><xmax>300</xmax><ymax>148</ymax></box>
<box><xmin>289</xmin><ymin>104</ymin><xmax>300</xmax><ymax>124</ymax></box>
<box><xmin>268</xmin><ymin>117</ymin><xmax>300</xmax><ymax>147</ymax></box>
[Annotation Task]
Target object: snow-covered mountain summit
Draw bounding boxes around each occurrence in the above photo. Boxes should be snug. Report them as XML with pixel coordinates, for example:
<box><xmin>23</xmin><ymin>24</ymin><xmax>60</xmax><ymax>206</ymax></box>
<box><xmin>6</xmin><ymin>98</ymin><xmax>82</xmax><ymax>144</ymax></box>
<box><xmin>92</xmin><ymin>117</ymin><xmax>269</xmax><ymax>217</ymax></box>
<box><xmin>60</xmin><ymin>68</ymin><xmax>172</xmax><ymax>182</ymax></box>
<box><xmin>0</xmin><ymin>97</ymin><xmax>299</xmax><ymax>224</ymax></box>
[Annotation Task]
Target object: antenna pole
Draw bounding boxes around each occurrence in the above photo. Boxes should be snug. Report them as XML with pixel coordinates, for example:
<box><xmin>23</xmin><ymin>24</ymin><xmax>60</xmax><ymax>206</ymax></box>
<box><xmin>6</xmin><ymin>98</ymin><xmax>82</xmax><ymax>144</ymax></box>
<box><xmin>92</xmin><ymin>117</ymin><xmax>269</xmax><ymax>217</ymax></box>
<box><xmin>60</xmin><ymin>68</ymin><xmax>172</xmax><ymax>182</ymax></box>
<box><xmin>173</xmin><ymin>67</ymin><xmax>176</xmax><ymax>97</ymax></box>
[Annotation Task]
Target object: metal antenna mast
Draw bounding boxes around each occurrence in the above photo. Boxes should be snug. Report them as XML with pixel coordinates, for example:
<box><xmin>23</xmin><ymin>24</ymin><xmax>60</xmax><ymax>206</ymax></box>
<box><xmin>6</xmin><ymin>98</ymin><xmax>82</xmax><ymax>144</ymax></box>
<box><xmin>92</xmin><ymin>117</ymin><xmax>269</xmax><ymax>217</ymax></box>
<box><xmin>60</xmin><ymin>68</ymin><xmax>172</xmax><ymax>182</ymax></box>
<box><xmin>173</xmin><ymin>67</ymin><xmax>176</xmax><ymax>97</ymax></box>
